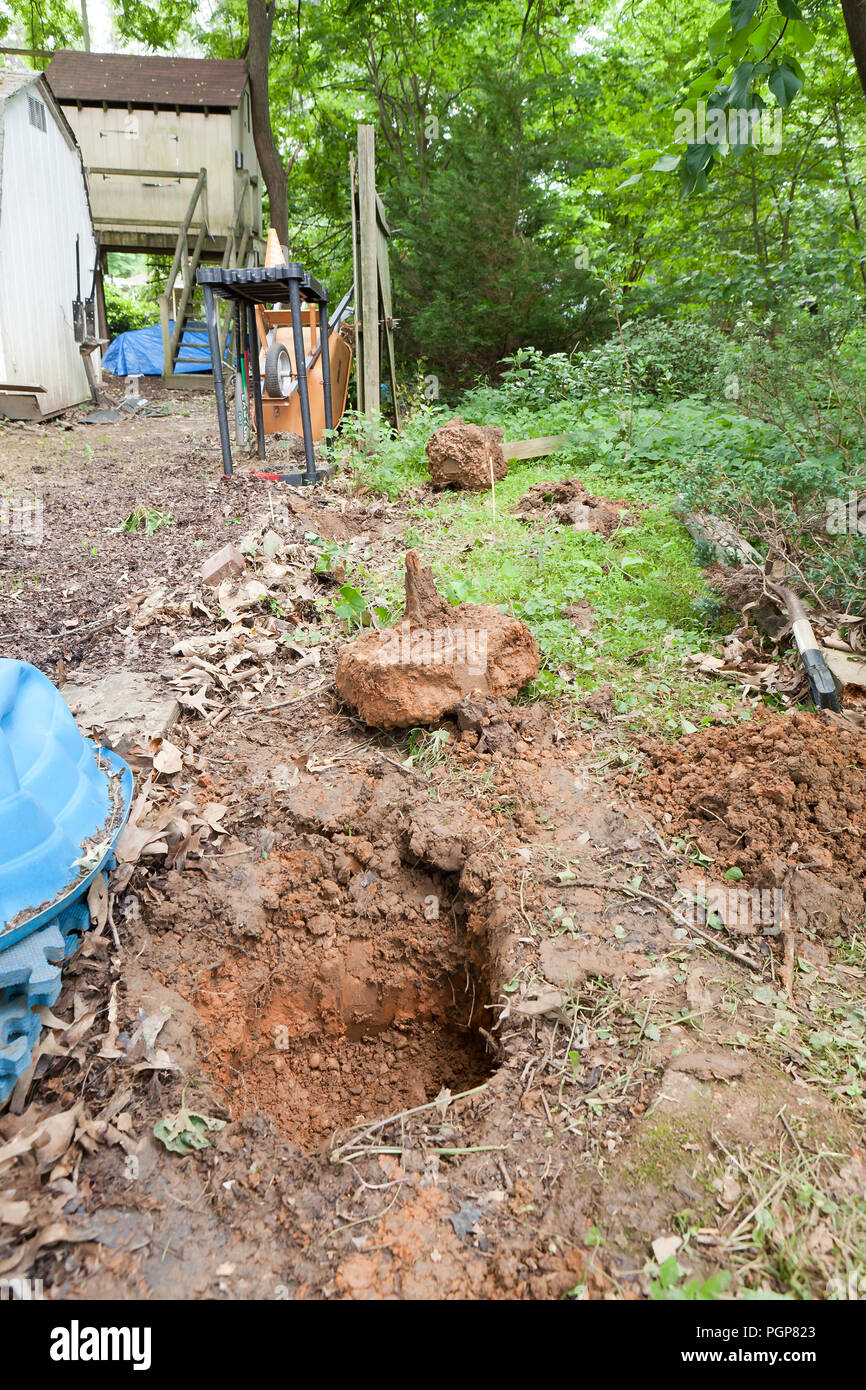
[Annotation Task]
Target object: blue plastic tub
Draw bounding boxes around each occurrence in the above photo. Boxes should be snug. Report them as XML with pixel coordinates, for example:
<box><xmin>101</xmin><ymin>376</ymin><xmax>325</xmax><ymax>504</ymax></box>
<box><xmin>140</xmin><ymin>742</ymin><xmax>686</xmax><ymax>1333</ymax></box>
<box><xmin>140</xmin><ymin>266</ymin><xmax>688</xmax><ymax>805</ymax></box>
<box><xmin>0</xmin><ymin>660</ymin><xmax>134</xmax><ymax>1101</ymax></box>
<box><xmin>0</xmin><ymin>660</ymin><xmax>133</xmax><ymax>949</ymax></box>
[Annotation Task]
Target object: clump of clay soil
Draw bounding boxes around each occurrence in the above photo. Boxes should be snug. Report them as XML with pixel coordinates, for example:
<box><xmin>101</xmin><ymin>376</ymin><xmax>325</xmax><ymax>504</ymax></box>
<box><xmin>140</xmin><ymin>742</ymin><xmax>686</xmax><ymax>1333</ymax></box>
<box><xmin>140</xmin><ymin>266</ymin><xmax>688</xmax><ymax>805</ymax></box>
<box><xmin>636</xmin><ymin>712</ymin><xmax>866</xmax><ymax>929</ymax></box>
<box><xmin>452</xmin><ymin>695</ymin><xmax>556</xmax><ymax>755</ymax></box>
<box><xmin>335</xmin><ymin>551</ymin><xmax>540</xmax><ymax>728</ymax></box>
<box><xmin>511</xmin><ymin>478</ymin><xmax>638</xmax><ymax>536</ymax></box>
<box><xmin>425</xmin><ymin>416</ymin><xmax>508</xmax><ymax>491</ymax></box>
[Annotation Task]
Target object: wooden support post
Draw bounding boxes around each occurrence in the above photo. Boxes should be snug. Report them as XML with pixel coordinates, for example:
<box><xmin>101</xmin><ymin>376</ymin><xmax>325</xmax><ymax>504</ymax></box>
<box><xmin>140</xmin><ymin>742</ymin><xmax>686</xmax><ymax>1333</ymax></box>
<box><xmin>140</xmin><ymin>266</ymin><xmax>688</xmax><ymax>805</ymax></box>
<box><xmin>349</xmin><ymin>152</ymin><xmax>363</xmax><ymax>412</ymax></box>
<box><xmin>158</xmin><ymin>293</ymin><xmax>172</xmax><ymax>381</ymax></box>
<box><xmin>357</xmin><ymin>124</ymin><xmax>380</xmax><ymax>427</ymax></box>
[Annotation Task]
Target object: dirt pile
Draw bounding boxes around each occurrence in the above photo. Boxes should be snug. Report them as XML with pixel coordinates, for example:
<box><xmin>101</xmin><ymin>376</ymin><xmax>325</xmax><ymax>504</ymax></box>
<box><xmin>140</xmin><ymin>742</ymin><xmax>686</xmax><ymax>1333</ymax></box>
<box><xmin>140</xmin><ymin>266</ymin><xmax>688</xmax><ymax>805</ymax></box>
<box><xmin>512</xmin><ymin>478</ymin><xmax>638</xmax><ymax>535</ymax></box>
<box><xmin>425</xmin><ymin>416</ymin><xmax>508</xmax><ymax>491</ymax></box>
<box><xmin>637</xmin><ymin>712</ymin><xmax>866</xmax><ymax>929</ymax></box>
<box><xmin>335</xmin><ymin>551</ymin><xmax>540</xmax><ymax>727</ymax></box>
<box><xmin>452</xmin><ymin>695</ymin><xmax>556</xmax><ymax>755</ymax></box>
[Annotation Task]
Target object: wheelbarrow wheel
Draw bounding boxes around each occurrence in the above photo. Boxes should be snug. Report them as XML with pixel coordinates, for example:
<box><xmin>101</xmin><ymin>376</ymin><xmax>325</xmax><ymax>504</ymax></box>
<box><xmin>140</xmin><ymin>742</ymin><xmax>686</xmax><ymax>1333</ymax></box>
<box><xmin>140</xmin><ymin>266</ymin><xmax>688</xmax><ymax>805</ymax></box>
<box><xmin>264</xmin><ymin>341</ymin><xmax>293</xmax><ymax>399</ymax></box>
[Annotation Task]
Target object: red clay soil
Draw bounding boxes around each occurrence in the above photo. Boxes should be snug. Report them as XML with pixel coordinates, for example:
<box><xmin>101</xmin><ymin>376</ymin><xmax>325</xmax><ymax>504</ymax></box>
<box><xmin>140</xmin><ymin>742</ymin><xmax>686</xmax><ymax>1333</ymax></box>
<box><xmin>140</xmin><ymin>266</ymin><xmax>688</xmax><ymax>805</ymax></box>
<box><xmin>636</xmin><ymin>711</ymin><xmax>866</xmax><ymax>886</ymax></box>
<box><xmin>155</xmin><ymin>827</ymin><xmax>495</xmax><ymax>1149</ymax></box>
<box><xmin>336</xmin><ymin>551</ymin><xmax>540</xmax><ymax>728</ymax></box>
<box><xmin>511</xmin><ymin>478</ymin><xmax>639</xmax><ymax>536</ymax></box>
<box><xmin>425</xmin><ymin>416</ymin><xmax>508</xmax><ymax>491</ymax></box>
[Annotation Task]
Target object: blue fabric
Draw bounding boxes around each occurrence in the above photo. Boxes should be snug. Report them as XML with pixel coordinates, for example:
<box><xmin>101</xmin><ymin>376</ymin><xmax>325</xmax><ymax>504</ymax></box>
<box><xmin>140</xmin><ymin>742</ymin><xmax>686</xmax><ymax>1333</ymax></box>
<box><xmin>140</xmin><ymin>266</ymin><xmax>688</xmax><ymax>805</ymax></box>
<box><xmin>102</xmin><ymin>320</ymin><xmax>215</xmax><ymax>376</ymax></box>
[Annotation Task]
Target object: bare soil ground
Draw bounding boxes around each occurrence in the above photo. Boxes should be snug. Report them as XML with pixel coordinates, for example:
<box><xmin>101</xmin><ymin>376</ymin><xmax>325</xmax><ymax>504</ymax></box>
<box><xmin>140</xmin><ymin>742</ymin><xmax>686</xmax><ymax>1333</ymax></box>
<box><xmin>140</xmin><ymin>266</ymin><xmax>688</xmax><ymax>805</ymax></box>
<box><xmin>1</xmin><ymin>388</ymin><xmax>864</xmax><ymax>1301</ymax></box>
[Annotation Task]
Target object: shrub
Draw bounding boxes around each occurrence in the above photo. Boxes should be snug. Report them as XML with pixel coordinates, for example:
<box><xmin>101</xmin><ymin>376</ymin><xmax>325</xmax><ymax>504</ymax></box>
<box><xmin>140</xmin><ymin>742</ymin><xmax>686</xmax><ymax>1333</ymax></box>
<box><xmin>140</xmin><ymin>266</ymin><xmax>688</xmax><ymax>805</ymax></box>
<box><xmin>104</xmin><ymin>281</ymin><xmax>159</xmax><ymax>338</ymax></box>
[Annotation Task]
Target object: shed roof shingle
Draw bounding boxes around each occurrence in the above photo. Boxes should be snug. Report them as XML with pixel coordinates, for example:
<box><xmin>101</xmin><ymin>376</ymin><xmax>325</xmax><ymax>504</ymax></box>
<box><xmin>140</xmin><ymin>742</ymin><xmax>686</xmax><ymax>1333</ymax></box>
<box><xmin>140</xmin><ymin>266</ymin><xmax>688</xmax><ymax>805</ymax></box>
<box><xmin>46</xmin><ymin>51</ymin><xmax>248</xmax><ymax>109</ymax></box>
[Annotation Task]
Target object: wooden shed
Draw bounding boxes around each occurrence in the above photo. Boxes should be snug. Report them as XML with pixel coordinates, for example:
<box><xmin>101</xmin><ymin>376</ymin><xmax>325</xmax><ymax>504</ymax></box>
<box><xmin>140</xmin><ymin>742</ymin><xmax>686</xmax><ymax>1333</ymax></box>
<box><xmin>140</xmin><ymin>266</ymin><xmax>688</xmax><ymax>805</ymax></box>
<box><xmin>45</xmin><ymin>51</ymin><xmax>263</xmax><ymax>380</ymax></box>
<box><xmin>0</xmin><ymin>69</ymin><xmax>99</xmax><ymax>419</ymax></box>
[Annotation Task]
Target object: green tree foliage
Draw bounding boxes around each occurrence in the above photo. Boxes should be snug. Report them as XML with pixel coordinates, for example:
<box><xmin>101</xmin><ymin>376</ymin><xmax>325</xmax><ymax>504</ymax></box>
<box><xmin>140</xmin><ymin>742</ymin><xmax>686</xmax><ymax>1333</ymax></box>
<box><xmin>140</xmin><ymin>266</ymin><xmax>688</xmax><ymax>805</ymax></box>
<box><xmin>0</xmin><ymin>0</ymin><xmax>82</xmax><ymax>53</ymax></box>
<box><xmin>3</xmin><ymin>0</ymin><xmax>865</xmax><ymax>387</ymax></box>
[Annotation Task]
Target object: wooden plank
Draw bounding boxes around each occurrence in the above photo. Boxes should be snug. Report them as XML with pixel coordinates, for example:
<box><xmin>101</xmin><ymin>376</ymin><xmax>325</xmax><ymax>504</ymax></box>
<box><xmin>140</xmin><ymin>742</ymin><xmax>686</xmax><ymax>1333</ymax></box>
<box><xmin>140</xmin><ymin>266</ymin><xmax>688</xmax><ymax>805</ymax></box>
<box><xmin>501</xmin><ymin>435</ymin><xmax>571</xmax><ymax>460</ymax></box>
<box><xmin>88</xmin><ymin>167</ymin><xmax>201</xmax><ymax>179</ymax></box>
<box><xmin>349</xmin><ymin>152</ymin><xmax>363</xmax><ymax>413</ymax></box>
<box><xmin>679</xmin><ymin>509</ymin><xmax>763</xmax><ymax>567</ymax></box>
<box><xmin>375</xmin><ymin>191</ymin><xmax>390</xmax><ymax>237</ymax></box>
<box><xmin>158</xmin><ymin>294</ymin><xmax>172</xmax><ymax>383</ymax></box>
<box><xmin>92</xmin><ymin>217</ymin><xmax>207</xmax><ymax>228</ymax></box>
<box><xmin>170</xmin><ymin>218</ymin><xmax>208</xmax><ymax>359</ymax></box>
<box><xmin>377</xmin><ymin>220</ymin><xmax>401</xmax><ymax>429</ymax></box>
<box><xmin>821</xmin><ymin>648</ymin><xmax>866</xmax><ymax>693</ymax></box>
<box><xmin>162</xmin><ymin>372</ymin><xmax>224</xmax><ymax>389</ymax></box>
<box><xmin>357</xmin><ymin>124</ymin><xmax>379</xmax><ymax>423</ymax></box>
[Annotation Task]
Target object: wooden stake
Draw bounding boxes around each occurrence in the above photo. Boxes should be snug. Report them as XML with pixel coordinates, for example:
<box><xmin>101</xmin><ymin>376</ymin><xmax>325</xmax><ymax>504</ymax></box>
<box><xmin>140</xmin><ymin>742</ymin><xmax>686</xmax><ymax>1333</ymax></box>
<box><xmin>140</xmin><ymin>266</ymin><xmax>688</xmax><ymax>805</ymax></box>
<box><xmin>357</xmin><ymin>125</ymin><xmax>380</xmax><ymax>429</ymax></box>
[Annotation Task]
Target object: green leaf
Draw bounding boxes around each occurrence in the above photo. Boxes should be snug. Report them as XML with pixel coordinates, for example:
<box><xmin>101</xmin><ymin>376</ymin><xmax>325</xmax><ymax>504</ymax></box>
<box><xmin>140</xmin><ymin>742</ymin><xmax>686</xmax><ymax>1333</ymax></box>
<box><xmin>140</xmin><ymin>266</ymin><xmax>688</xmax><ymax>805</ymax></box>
<box><xmin>728</xmin><ymin>60</ymin><xmax>755</xmax><ymax>106</ymax></box>
<box><xmin>788</xmin><ymin>19</ymin><xmax>815</xmax><ymax>52</ymax></box>
<box><xmin>708</xmin><ymin>11</ymin><xmax>731</xmax><ymax>58</ymax></box>
<box><xmin>768</xmin><ymin>60</ymin><xmax>802</xmax><ymax>106</ymax></box>
<box><xmin>154</xmin><ymin>1106</ymin><xmax>226</xmax><ymax>1155</ymax></box>
<box><xmin>724</xmin><ymin>865</ymin><xmax>744</xmax><ymax>881</ymax></box>
<box><xmin>776</xmin><ymin>0</ymin><xmax>803</xmax><ymax>19</ymax></box>
<box><xmin>697</xmin><ymin>1270</ymin><xmax>732</xmax><ymax>1299</ymax></box>
<box><xmin>685</xmin><ymin>141</ymin><xmax>714</xmax><ymax>174</ymax></box>
<box><xmin>652</xmin><ymin>153</ymin><xmax>680</xmax><ymax>172</ymax></box>
<box><xmin>752</xmin><ymin>984</ymin><xmax>778</xmax><ymax>1006</ymax></box>
<box><xmin>730</xmin><ymin>0</ymin><xmax>761</xmax><ymax>31</ymax></box>
<box><xmin>333</xmin><ymin>584</ymin><xmax>367</xmax><ymax>622</ymax></box>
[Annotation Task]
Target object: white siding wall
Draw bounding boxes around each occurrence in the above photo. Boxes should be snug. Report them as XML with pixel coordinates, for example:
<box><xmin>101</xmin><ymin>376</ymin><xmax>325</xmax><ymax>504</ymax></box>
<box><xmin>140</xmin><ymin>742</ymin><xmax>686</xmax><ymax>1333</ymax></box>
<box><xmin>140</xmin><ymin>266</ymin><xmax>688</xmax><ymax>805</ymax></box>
<box><xmin>0</xmin><ymin>85</ymin><xmax>95</xmax><ymax>414</ymax></box>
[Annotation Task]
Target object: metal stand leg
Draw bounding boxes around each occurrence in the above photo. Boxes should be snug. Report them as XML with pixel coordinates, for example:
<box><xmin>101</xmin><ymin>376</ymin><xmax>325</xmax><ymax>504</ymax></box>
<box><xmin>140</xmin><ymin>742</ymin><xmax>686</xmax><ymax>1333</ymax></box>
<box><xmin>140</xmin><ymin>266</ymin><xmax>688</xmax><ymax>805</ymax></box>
<box><xmin>288</xmin><ymin>276</ymin><xmax>317</xmax><ymax>484</ymax></box>
<box><xmin>204</xmin><ymin>285</ymin><xmax>232</xmax><ymax>477</ymax></box>
<box><xmin>318</xmin><ymin>298</ymin><xmax>333</xmax><ymax>457</ymax></box>
<box><xmin>246</xmin><ymin>301</ymin><xmax>266</xmax><ymax>461</ymax></box>
<box><xmin>233</xmin><ymin>302</ymin><xmax>243</xmax><ymax>447</ymax></box>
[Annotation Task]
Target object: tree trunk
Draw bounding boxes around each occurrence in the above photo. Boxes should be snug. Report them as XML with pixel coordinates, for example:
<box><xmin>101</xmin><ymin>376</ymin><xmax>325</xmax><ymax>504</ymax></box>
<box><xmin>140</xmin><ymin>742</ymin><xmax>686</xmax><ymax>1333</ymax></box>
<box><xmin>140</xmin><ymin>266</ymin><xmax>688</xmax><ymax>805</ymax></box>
<box><xmin>831</xmin><ymin>100</ymin><xmax>866</xmax><ymax>290</ymax></box>
<box><xmin>841</xmin><ymin>0</ymin><xmax>866</xmax><ymax>101</ymax></box>
<box><xmin>247</xmin><ymin>0</ymin><xmax>289</xmax><ymax>248</ymax></box>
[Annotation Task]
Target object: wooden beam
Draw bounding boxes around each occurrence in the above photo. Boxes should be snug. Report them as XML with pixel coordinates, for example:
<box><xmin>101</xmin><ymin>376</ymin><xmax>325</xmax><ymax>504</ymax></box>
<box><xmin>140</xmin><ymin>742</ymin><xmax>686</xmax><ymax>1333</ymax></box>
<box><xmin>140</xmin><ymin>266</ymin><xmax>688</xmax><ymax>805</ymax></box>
<box><xmin>377</xmin><ymin>216</ymin><xmax>400</xmax><ymax>429</ymax></box>
<box><xmin>158</xmin><ymin>294</ymin><xmax>172</xmax><ymax>383</ymax></box>
<box><xmin>93</xmin><ymin>217</ymin><xmax>207</xmax><ymax>229</ymax></box>
<box><xmin>349</xmin><ymin>151</ymin><xmax>363</xmax><ymax>412</ymax></box>
<box><xmin>357</xmin><ymin>124</ymin><xmax>379</xmax><ymax>424</ymax></box>
<box><xmin>501</xmin><ymin>435</ymin><xmax>571</xmax><ymax>460</ymax></box>
<box><xmin>161</xmin><ymin>373</ymin><xmax>224</xmax><ymax>389</ymax></box>
<box><xmin>88</xmin><ymin>167</ymin><xmax>201</xmax><ymax>179</ymax></box>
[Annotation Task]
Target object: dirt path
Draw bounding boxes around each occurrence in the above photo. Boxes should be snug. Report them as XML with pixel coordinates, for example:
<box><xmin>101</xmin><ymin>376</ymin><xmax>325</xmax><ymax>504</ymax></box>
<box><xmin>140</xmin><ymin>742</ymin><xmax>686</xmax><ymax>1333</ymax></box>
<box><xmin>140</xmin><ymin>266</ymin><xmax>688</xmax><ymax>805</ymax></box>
<box><xmin>1</xmin><ymin>393</ymin><xmax>863</xmax><ymax>1300</ymax></box>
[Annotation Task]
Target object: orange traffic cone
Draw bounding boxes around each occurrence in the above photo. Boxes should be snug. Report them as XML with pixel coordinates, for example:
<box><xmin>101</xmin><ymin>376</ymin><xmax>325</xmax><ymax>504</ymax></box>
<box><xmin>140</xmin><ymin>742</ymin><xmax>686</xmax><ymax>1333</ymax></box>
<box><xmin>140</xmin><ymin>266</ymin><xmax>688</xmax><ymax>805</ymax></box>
<box><xmin>264</xmin><ymin>228</ymin><xmax>285</xmax><ymax>267</ymax></box>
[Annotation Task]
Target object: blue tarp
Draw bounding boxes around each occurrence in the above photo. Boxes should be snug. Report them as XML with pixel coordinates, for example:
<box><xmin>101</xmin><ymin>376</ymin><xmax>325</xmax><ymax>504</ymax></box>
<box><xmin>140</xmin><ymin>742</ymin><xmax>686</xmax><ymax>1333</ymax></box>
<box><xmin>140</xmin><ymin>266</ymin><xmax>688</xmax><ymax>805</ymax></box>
<box><xmin>102</xmin><ymin>320</ymin><xmax>215</xmax><ymax>376</ymax></box>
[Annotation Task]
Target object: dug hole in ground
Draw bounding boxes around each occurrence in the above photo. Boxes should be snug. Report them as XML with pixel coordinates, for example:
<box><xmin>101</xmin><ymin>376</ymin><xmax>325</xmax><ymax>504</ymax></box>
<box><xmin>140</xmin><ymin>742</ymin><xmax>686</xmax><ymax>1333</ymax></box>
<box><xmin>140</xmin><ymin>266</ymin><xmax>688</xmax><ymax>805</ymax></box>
<box><xmin>0</xmin><ymin>387</ymin><xmax>863</xmax><ymax>1302</ymax></box>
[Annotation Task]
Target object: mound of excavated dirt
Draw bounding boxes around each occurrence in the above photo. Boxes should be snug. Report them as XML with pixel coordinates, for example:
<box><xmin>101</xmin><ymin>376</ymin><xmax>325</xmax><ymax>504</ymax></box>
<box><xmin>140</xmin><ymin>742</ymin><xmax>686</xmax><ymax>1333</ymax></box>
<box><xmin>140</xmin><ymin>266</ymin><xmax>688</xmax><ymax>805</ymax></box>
<box><xmin>636</xmin><ymin>712</ymin><xmax>866</xmax><ymax>929</ymax></box>
<box><xmin>336</xmin><ymin>551</ymin><xmax>540</xmax><ymax>728</ymax></box>
<box><xmin>511</xmin><ymin>478</ymin><xmax>638</xmax><ymax>535</ymax></box>
<box><xmin>425</xmin><ymin>416</ymin><xmax>508</xmax><ymax>491</ymax></box>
